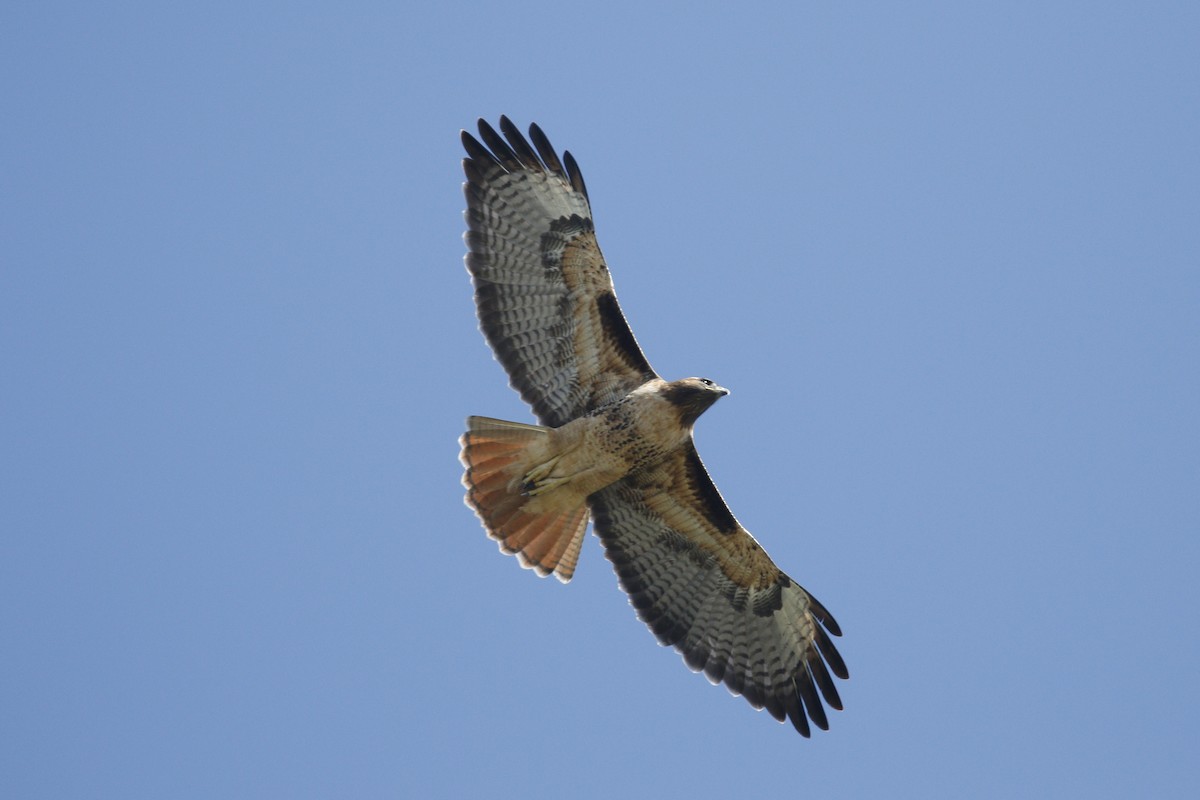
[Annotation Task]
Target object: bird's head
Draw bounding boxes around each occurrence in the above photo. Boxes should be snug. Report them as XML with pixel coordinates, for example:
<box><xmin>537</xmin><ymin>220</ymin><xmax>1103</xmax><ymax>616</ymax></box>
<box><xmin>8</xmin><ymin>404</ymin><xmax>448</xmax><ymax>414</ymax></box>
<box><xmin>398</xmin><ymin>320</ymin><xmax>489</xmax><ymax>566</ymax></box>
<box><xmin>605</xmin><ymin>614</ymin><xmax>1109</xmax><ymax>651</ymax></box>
<box><xmin>663</xmin><ymin>377</ymin><xmax>729</xmax><ymax>427</ymax></box>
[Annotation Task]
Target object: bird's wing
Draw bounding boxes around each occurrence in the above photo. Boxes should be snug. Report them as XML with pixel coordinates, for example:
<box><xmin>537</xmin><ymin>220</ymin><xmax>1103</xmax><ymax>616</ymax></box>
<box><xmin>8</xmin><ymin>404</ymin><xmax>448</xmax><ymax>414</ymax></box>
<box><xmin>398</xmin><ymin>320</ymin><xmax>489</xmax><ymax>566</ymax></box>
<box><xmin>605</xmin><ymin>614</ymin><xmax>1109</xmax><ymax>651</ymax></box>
<box><xmin>462</xmin><ymin>117</ymin><xmax>657</xmax><ymax>427</ymax></box>
<box><xmin>588</xmin><ymin>442</ymin><xmax>848</xmax><ymax>736</ymax></box>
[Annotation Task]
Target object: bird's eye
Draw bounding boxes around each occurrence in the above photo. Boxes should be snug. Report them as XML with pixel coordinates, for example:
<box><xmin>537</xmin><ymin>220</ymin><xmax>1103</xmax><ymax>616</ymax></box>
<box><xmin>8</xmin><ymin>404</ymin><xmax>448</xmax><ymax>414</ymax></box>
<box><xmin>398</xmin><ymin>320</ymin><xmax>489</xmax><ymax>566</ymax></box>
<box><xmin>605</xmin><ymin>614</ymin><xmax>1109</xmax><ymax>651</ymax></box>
<box><xmin>700</xmin><ymin>378</ymin><xmax>714</xmax><ymax>386</ymax></box>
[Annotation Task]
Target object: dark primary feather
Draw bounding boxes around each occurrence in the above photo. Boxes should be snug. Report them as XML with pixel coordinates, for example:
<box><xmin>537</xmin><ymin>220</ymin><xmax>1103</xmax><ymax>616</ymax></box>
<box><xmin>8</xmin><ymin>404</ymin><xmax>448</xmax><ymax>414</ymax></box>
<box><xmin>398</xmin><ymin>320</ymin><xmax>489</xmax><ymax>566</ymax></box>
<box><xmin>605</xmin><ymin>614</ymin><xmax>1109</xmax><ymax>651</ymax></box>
<box><xmin>497</xmin><ymin>116</ymin><xmax>542</xmax><ymax>171</ymax></box>
<box><xmin>527</xmin><ymin>124</ymin><xmax>570</xmax><ymax>187</ymax></box>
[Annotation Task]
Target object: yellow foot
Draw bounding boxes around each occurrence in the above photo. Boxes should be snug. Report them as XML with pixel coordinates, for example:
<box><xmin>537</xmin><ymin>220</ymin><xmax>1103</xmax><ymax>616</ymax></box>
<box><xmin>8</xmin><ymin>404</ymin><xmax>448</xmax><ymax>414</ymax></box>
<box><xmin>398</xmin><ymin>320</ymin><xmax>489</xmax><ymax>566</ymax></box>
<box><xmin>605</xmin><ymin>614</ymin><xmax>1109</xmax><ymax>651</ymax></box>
<box><xmin>522</xmin><ymin>454</ymin><xmax>561</xmax><ymax>484</ymax></box>
<box><xmin>521</xmin><ymin>454</ymin><xmax>573</xmax><ymax>496</ymax></box>
<box><xmin>522</xmin><ymin>475</ymin><xmax>570</xmax><ymax>497</ymax></box>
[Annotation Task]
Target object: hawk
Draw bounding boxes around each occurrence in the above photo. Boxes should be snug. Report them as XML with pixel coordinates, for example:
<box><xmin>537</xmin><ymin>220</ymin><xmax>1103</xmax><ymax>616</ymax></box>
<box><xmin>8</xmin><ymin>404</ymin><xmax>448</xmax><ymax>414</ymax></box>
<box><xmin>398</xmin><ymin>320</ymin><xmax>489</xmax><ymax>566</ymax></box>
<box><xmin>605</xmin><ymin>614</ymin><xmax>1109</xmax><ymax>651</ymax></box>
<box><xmin>458</xmin><ymin>117</ymin><xmax>847</xmax><ymax>736</ymax></box>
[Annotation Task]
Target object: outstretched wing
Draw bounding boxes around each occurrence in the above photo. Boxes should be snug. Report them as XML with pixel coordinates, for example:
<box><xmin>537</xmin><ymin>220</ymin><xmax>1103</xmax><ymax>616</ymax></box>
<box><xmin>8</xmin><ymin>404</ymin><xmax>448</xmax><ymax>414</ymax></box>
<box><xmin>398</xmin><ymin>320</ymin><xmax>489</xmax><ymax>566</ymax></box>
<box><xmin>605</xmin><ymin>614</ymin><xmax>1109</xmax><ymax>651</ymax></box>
<box><xmin>589</xmin><ymin>442</ymin><xmax>848</xmax><ymax>736</ymax></box>
<box><xmin>462</xmin><ymin>117</ymin><xmax>657</xmax><ymax>427</ymax></box>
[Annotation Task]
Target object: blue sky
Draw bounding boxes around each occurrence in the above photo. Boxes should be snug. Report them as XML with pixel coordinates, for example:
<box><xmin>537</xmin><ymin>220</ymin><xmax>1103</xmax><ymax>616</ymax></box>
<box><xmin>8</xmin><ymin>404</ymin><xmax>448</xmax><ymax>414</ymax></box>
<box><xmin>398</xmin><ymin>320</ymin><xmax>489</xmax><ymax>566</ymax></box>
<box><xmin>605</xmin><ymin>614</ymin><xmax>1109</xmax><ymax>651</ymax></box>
<box><xmin>3</xmin><ymin>2</ymin><xmax>1198</xmax><ymax>797</ymax></box>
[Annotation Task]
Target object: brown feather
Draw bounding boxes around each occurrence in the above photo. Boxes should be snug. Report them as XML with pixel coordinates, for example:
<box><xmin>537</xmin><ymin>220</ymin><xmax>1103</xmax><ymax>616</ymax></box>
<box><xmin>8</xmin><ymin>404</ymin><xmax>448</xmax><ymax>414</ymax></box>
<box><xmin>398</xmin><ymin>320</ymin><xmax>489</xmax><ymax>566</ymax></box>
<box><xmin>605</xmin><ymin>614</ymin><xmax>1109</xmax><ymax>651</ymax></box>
<box><xmin>459</xmin><ymin>416</ymin><xmax>589</xmax><ymax>583</ymax></box>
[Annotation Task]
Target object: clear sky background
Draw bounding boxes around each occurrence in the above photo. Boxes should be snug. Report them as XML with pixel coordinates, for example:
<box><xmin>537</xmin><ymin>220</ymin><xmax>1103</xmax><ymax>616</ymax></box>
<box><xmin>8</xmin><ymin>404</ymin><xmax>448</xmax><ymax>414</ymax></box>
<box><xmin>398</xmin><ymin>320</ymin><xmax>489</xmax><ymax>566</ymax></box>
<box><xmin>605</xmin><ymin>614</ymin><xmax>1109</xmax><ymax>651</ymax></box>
<box><xmin>3</xmin><ymin>2</ymin><xmax>1198</xmax><ymax>798</ymax></box>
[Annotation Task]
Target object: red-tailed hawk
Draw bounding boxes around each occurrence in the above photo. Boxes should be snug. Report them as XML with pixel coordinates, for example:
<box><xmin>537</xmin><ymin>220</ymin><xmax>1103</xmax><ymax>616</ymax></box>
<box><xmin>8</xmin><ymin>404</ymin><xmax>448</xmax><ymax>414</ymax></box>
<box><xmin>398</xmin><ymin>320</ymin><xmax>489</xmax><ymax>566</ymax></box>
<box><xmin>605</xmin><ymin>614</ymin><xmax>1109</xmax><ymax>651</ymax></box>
<box><xmin>458</xmin><ymin>117</ymin><xmax>847</xmax><ymax>736</ymax></box>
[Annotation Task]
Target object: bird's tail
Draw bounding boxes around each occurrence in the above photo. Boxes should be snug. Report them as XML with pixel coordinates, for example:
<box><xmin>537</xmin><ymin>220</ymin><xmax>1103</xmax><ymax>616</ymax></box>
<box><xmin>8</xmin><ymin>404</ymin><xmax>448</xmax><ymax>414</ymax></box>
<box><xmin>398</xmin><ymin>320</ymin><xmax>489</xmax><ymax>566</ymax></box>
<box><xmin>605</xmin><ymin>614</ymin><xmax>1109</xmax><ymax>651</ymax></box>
<box><xmin>459</xmin><ymin>416</ymin><xmax>589</xmax><ymax>583</ymax></box>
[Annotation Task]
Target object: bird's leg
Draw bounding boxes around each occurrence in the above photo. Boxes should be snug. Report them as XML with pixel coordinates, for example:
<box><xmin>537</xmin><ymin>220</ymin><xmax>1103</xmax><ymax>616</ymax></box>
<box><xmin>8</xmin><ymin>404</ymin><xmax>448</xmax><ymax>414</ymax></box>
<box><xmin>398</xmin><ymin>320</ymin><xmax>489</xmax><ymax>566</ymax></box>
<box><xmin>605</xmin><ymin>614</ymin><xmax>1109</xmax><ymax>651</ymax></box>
<box><xmin>522</xmin><ymin>454</ymin><xmax>560</xmax><ymax>484</ymax></box>
<box><xmin>521</xmin><ymin>455</ymin><xmax>565</xmax><ymax>496</ymax></box>
<box><xmin>522</xmin><ymin>475</ymin><xmax>571</xmax><ymax>496</ymax></box>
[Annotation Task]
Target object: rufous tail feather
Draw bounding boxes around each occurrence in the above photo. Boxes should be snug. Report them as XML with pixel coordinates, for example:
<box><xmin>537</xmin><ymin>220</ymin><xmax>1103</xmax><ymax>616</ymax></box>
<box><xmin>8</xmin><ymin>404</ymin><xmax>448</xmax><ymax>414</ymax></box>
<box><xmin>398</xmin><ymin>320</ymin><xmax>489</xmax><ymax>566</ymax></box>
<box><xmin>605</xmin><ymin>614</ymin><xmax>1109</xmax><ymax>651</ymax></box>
<box><xmin>459</xmin><ymin>416</ymin><xmax>589</xmax><ymax>583</ymax></box>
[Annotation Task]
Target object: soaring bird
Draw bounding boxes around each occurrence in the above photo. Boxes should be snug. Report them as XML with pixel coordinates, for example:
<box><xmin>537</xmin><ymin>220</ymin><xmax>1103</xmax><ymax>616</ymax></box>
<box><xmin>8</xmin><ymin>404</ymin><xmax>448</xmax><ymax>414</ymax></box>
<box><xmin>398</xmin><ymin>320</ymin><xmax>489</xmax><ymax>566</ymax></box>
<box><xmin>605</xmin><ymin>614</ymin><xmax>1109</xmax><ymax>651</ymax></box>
<box><xmin>458</xmin><ymin>117</ymin><xmax>847</xmax><ymax>736</ymax></box>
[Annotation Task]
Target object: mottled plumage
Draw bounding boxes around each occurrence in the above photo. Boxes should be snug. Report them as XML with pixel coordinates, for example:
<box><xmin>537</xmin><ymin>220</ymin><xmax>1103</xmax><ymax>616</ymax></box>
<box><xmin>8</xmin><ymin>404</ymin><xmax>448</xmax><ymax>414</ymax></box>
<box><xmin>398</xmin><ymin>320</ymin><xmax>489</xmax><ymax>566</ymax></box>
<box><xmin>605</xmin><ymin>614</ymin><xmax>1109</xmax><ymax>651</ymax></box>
<box><xmin>458</xmin><ymin>117</ymin><xmax>847</xmax><ymax>736</ymax></box>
